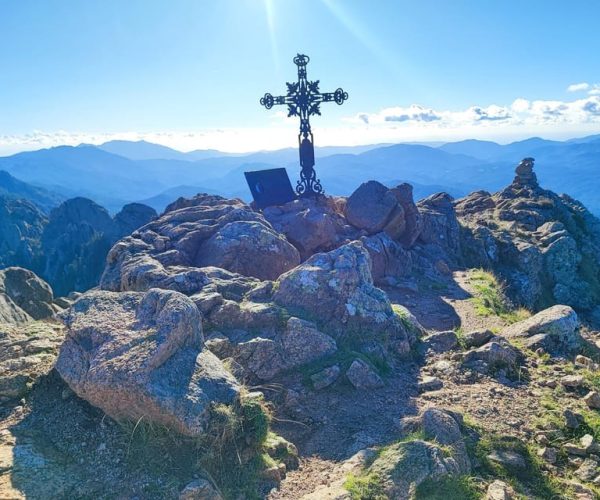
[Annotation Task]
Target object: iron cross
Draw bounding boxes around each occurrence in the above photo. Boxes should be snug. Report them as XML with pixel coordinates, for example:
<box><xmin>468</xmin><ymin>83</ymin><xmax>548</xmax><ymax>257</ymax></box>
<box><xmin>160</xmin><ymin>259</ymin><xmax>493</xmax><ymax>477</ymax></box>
<box><xmin>260</xmin><ymin>54</ymin><xmax>348</xmax><ymax>196</ymax></box>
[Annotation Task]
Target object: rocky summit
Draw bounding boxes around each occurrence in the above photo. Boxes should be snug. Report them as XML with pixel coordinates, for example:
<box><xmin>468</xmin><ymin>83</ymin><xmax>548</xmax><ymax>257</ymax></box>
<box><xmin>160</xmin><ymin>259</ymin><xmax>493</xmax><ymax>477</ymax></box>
<box><xmin>2</xmin><ymin>161</ymin><xmax>600</xmax><ymax>499</ymax></box>
<box><xmin>457</xmin><ymin>158</ymin><xmax>600</xmax><ymax>313</ymax></box>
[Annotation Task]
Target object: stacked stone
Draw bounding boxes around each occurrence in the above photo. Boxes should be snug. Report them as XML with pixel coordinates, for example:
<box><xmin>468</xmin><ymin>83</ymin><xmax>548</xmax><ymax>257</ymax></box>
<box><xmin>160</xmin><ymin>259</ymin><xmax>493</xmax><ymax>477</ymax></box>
<box><xmin>512</xmin><ymin>157</ymin><xmax>538</xmax><ymax>188</ymax></box>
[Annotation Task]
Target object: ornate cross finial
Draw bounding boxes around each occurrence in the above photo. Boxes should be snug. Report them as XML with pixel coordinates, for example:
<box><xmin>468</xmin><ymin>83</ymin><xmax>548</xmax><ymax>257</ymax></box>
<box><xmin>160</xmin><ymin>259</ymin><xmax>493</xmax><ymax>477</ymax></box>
<box><xmin>260</xmin><ymin>54</ymin><xmax>348</xmax><ymax>197</ymax></box>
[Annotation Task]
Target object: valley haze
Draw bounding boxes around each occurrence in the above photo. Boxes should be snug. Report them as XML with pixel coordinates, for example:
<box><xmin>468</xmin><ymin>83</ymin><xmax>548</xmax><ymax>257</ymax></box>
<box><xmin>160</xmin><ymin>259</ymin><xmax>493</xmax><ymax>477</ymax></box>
<box><xmin>1</xmin><ymin>135</ymin><xmax>599</xmax><ymax>215</ymax></box>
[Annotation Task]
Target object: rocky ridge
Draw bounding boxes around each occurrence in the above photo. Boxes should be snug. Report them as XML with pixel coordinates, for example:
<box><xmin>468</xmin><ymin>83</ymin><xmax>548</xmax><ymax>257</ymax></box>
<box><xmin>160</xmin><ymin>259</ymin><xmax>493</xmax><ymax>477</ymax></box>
<box><xmin>0</xmin><ymin>196</ymin><xmax>46</xmax><ymax>272</ymax></box>
<box><xmin>457</xmin><ymin>157</ymin><xmax>600</xmax><ymax>313</ymax></box>
<box><xmin>1</xmin><ymin>161</ymin><xmax>600</xmax><ymax>499</ymax></box>
<box><xmin>0</xmin><ymin>195</ymin><xmax>156</xmax><ymax>297</ymax></box>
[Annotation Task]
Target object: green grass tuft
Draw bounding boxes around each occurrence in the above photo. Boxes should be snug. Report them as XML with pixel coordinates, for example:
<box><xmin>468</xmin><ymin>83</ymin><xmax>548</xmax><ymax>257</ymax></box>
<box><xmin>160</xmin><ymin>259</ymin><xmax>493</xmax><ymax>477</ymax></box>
<box><xmin>344</xmin><ymin>472</ymin><xmax>387</xmax><ymax>500</ymax></box>
<box><xmin>117</xmin><ymin>392</ymin><xmax>275</xmax><ymax>499</ymax></box>
<box><xmin>462</xmin><ymin>423</ymin><xmax>564</xmax><ymax>499</ymax></box>
<box><xmin>415</xmin><ymin>475</ymin><xmax>481</xmax><ymax>500</ymax></box>
<box><xmin>468</xmin><ymin>269</ymin><xmax>530</xmax><ymax>324</ymax></box>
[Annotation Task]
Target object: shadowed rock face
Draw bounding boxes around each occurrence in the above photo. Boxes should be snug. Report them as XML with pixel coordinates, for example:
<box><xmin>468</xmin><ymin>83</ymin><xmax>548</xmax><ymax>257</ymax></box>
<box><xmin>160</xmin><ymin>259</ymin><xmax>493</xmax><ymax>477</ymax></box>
<box><xmin>0</xmin><ymin>196</ymin><xmax>47</xmax><ymax>272</ymax></box>
<box><xmin>456</xmin><ymin>159</ymin><xmax>600</xmax><ymax>311</ymax></box>
<box><xmin>0</xmin><ymin>195</ymin><xmax>156</xmax><ymax>298</ymax></box>
<box><xmin>274</xmin><ymin>241</ymin><xmax>413</xmax><ymax>354</ymax></box>
<box><xmin>42</xmin><ymin>198</ymin><xmax>157</xmax><ymax>296</ymax></box>
<box><xmin>0</xmin><ymin>267</ymin><xmax>56</xmax><ymax>325</ymax></box>
<box><xmin>0</xmin><ymin>267</ymin><xmax>54</xmax><ymax>320</ymax></box>
<box><xmin>56</xmin><ymin>288</ymin><xmax>240</xmax><ymax>436</ymax></box>
<box><xmin>345</xmin><ymin>180</ymin><xmax>404</xmax><ymax>236</ymax></box>
<box><xmin>113</xmin><ymin>202</ymin><xmax>157</xmax><ymax>236</ymax></box>
<box><xmin>417</xmin><ymin>192</ymin><xmax>462</xmax><ymax>263</ymax></box>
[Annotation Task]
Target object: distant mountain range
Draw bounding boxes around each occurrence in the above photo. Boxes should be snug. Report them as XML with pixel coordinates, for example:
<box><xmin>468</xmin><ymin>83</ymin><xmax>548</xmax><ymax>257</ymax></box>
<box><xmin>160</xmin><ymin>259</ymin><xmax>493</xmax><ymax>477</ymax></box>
<box><xmin>0</xmin><ymin>170</ymin><xmax>64</xmax><ymax>213</ymax></box>
<box><xmin>1</xmin><ymin>135</ymin><xmax>599</xmax><ymax>214</ymax></box>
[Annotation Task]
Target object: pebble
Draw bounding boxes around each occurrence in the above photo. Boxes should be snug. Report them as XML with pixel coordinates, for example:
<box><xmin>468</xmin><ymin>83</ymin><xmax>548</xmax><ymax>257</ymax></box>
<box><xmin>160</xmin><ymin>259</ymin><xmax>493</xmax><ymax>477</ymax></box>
<box><xmin>418</xmin><ymin>375</ymin><xmax>443</xmax><ymax>392</ymax></box>
<box><xmin>584</xmin><ymin>391</ymin><xmax>600</xmax><ymax>409</ymax></box>
<box><xmin>576</xmin><ymin>459</ymin><xmax>599</xmax><ymax>481</ymax></box>
<box><xmin>538</xmin><ymin>446</ymin><xmax>557</xmax><ymax>464</ymax></box>
<box><xmin>535</xmin><ymin>433</ymin><xmax>550</xmax><ymax>445</ymax></box>
<box><xmin>564</xmin><ymin>409</ymin><xmax>583</xmax><ymax>429</ymax></box>
<box><xmin>575</xmin><ymin>355</ymin><xmax>595</xmax><ymax>369</ymax></box>
<box><xmin>561</xmin><ymin>375</ymin><xmax>585</xmax><ymax>388</ymax></box>
<box><xmin>564</xmin><ymin>443</ymin><xmax>588</xmax><ymax>457</ymax></box>
<box><xmin>486</xmin><ymin>479</ymin><xmax>512</xmax><ymax>500</ymax></box>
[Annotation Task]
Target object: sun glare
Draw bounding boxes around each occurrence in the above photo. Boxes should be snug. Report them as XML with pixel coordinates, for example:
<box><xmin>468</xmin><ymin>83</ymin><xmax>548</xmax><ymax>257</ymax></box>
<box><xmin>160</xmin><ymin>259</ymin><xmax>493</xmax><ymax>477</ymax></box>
<box><xmin>264</xmin><ymin>0</ymin><xmax>279</xmax><ymax>74</ymax></box>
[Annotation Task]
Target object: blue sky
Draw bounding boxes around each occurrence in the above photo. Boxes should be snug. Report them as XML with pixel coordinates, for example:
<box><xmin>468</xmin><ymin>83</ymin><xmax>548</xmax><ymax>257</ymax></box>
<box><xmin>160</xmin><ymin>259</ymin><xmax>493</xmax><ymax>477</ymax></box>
<box><xmin>1</xmin><ymin>0</ymin><xmax>600</xmax><ymax>153</ymax></box>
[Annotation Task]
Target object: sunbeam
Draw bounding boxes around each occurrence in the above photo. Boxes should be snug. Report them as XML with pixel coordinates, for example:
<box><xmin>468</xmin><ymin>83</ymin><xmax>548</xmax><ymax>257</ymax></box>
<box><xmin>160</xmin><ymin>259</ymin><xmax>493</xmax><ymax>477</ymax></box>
<box><xmin>264</xmin><ymin>0</ymin><xmax>280</xmax><ymax>75</ymax></box>
<box><xmin>320</xmin><ymin>0</ymin><xmax>417</xmax><ymax>87</ymax></box>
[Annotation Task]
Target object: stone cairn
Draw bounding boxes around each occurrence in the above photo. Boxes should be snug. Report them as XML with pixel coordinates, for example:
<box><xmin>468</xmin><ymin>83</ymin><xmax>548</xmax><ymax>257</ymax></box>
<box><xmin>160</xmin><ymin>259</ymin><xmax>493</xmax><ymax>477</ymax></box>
<box><xmin>512</xmin><ymin>157</ymin><xmax>538</xmax><ymax>188</ymax></box>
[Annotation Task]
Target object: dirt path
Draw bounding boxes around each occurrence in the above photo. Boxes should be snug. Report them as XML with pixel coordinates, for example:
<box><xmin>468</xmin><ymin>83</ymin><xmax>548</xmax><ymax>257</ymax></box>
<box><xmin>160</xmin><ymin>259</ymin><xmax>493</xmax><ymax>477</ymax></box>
<box><xmin>271</xmin><ymin>270</ymin><xmax>543</xmax><ymax>499</ymax></box>
<box><xmin>385</xmin><ymin>270</ymin><xmax>508</xmax><ymax>333</ymax></box>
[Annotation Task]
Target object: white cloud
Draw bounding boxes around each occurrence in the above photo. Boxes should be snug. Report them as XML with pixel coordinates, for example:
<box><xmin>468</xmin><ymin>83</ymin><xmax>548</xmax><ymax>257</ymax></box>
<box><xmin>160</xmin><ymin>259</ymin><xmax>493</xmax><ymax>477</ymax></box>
<box><xmin>3</xmin><ymin>94</ymin><xmax>600</xmax><ymax>156</ymax></box>
<box><xmin>511</xmin><ymin>98</ymin><xmax>530</xmax><ymax>113</ymax></box>
<box><xmin>354</xmin><ymin>95</ymin><xmax>600</xmax><ymax>131</ymax></box>
<box><xmin>567</xmin><ymin>82</ymin><xmax>590</xmax><ymax>92</ymax></box>
<box><xmin>567</xmin><ymin>82</ymin><xmax>600</xmax><ymax>96</ymax></box>
<box><xmin>381</xmin><ymin>105</ymin><xmax>442</xmax><ymax>123</ymax></box>
<box><xmin>588</xmin><ymin>85</ymin><xmax>600</xmax><ymax>96</ymax></box>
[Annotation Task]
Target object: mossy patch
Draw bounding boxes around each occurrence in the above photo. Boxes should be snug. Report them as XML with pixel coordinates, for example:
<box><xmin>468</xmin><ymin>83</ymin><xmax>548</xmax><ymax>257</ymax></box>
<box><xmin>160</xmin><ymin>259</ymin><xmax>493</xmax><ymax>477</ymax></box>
<box><xmin>391</xmin><ymin>303</ymin><xmax>422</xmax><ymax>338</ymax></box>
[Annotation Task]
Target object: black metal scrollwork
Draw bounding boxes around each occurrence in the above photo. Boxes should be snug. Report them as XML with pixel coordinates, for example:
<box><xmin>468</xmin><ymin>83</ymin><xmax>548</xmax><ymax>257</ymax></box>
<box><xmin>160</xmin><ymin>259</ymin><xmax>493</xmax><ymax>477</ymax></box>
<box><xmin>260</xmin><ymin>53</ymin><xmax>348</xmax><ymax>197</ymax></box>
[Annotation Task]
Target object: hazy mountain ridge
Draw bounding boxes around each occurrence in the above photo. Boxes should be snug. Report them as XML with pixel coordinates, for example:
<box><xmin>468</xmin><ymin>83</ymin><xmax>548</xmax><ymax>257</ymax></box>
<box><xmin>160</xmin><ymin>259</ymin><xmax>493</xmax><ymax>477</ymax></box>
<box><xmin>0</xmin><ymin>170</ymin><xmax>64</xmax><ymax>213</ymax></box>
<box><xmin>1</xmin><ymin>135</ymin><xmax>600</xmax><ymax>214</ymax></box>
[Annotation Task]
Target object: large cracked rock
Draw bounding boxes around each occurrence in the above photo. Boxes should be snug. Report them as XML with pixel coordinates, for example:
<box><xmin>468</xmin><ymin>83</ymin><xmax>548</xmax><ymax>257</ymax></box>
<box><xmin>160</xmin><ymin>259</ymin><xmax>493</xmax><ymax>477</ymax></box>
<box><xmin>391</xmin><ymin>183</ymin><xmax>423</xmax><ymax>247</ymax></box>
<box><xmin>502</xmin><ymin>304</ymin><xmax>580</xmax><ymax>353</ymax></box>
<box><xmin>368</xmin><ymin>409</ymin><xmax>471</xmax><ymax>499</ymax></box>
<box><xmin>263</xmin><ymin>195</ymin><xmax>358</xmax><ymax>260</ymax></box>
<box><xmin>101</xmin><ymin>194</ymin><xmax>300</xmax><ymax>290</ymax></box>
<box><xmin>345</xmin><ymin>180</ymin><xmax>404</xmax><ymax>237</ymax></box>
<box><xmin>273</xmin><ymin>241</ymin><xmax>413</xmax><ymax>353</ymax></box>
<box><xmin>456</xmin><ymin>158</ymin><xmax>600</xmax><ymax>311</ymax></box>
<box><xmin>0</xmin><ymin>267</ymin><xmax>56</xmax><ymax>325</ymax></box>
<box><xmin>195</xmin><ymin>220</ymin><xmax>300</xmax><ymax>280</ymax></box>
<box><xmin>360</xmin><ymin>232</ymin><xmax>413</xmax><ymax>286</ymax></box>
<box><xmin>56</xmin><ymin>288</ymin><xmax>240</xmax><ymax>436</ymax></box>
<box><xmin>417</xmin><ymin>192</ymin><xmax>462</xmax><ymax>263</ymax></box>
